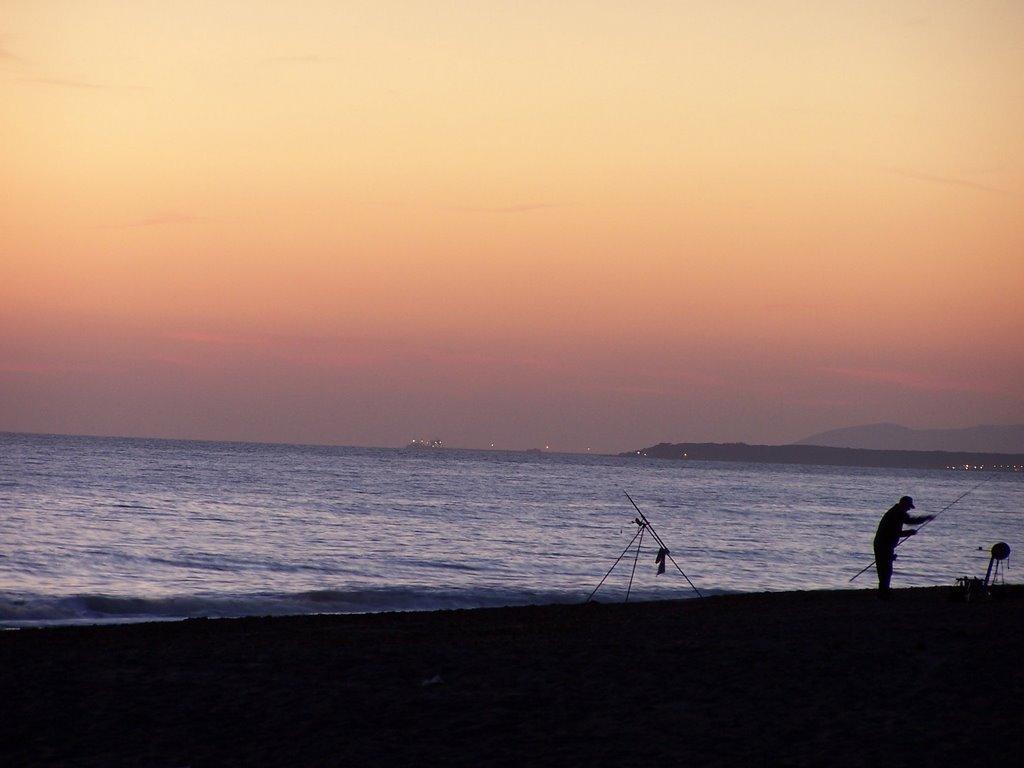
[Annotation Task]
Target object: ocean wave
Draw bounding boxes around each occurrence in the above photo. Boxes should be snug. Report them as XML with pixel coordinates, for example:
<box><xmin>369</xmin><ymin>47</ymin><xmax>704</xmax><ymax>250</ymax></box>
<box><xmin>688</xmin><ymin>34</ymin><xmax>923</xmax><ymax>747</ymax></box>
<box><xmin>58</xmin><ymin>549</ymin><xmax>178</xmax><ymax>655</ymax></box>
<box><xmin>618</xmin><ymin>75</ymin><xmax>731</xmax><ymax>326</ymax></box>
<box><xmin>0</xmin><ymin>585</ymin><xmax>713</xmax><ymax>628</ymax></box>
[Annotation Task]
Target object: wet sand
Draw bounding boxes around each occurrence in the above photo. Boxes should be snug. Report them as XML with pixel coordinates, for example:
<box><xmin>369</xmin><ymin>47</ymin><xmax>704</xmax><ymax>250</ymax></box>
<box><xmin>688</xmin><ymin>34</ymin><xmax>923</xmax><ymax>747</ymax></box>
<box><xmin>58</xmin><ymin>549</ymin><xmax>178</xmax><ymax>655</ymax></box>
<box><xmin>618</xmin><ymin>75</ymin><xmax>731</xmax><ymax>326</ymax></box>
<box><xmin>2</xmin><ymin>586</ymin><xmax>1021</xmax><ymax>767</ymax></box>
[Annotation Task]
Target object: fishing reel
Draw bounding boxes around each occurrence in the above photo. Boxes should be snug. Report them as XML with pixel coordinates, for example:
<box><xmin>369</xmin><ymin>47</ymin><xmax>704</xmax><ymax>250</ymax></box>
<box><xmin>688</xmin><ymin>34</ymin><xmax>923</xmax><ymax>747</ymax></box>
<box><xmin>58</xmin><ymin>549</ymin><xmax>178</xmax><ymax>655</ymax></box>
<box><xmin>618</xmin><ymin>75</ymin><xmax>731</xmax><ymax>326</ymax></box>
<box><xmin>984</xmin><ymin>542</ymin><xmax>1010</xmax><ymax>587</ymax></box>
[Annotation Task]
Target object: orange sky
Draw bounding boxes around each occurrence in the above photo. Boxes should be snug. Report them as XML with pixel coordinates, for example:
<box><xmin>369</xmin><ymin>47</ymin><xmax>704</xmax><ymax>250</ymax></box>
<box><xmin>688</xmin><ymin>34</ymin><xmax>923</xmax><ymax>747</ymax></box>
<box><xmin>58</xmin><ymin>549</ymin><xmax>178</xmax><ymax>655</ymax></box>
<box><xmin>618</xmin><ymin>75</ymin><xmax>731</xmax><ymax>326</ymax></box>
<box><xmin>2</xmin><ymin>1</ymin><xmax>1022</xmax><ymax>452</ymax></box>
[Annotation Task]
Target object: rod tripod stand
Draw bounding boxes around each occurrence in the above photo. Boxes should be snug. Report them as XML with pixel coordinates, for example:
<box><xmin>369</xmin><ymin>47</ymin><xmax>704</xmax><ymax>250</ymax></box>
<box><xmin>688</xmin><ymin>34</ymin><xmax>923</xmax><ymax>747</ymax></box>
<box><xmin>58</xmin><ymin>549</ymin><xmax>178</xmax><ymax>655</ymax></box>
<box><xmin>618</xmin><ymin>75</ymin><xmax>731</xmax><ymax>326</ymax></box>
<box><xmin>587</xmin><ymin>492</ymin><xmax>703</xmax><ymax>603</ymax></box>
<box><xmin>984</xmin><ymin>542</ymin><xmax>1011</xmax><ymax>588</ymax></box>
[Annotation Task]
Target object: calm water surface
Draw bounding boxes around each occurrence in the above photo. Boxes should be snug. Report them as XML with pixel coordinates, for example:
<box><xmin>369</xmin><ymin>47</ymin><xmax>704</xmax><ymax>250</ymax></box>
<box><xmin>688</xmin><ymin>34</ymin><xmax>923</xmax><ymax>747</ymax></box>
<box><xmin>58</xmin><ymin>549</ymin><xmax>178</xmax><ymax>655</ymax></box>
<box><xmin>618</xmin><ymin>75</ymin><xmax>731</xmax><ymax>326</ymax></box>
<box><xmin>1</xmin><ymin>433</ymin><xmax>1019</xmax><ymax>626</ymax></box>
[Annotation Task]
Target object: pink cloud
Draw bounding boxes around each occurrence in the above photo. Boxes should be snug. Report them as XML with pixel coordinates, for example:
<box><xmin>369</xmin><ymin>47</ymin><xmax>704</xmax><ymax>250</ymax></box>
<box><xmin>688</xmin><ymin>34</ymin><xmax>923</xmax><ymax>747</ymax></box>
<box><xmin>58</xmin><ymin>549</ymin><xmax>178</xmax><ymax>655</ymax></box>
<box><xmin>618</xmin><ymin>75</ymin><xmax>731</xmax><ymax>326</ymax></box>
<box><xmin>0</xmin><ymin>362</ymin><xmax>68</xmax><ymax>374</ymax></box>
<box><xmin>0</xmin><ymin>39</ymin><xmax>29</xmax><ymax>67</ymax></box>
<box><xmin>884</xmin><ymin>167</ymin><xmax>1007</xmax><ymax>195</ymax></box>
<box><xmin>0</xmin><ymin>360</ymin><xmax>113</xmax><ymax>374</ymax></box>
<box><xmin>164</xmin><ymin>331</ymin><xmax>255</xmax><ymax>346</ymax></box>
<box><xmin>148</xmin><ymin>354</ymin><xmax>221</xmax><ymax>370</ymax></box>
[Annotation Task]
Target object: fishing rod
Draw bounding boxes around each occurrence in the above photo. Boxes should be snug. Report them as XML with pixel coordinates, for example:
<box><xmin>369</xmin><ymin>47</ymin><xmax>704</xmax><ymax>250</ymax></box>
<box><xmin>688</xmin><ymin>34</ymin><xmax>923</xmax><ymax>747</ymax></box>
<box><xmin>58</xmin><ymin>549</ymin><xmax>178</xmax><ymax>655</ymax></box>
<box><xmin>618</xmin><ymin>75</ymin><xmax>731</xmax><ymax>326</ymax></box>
<box><xmin>849</xmin><ymin>472</ymin><xmax>998</xmax><ymax>583</ymax></box>
<box><xmin>623</xmin><ymin>491</ymin><xmax>704</xmax><ymax>600</ymax></box>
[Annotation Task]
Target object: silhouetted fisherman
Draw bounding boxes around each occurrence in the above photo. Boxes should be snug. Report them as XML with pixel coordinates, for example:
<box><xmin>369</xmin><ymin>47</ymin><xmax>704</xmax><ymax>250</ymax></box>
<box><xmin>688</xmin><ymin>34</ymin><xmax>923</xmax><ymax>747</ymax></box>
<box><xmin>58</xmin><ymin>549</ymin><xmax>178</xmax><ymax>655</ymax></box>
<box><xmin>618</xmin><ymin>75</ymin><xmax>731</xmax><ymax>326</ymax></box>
<box><xmin>873</xmin><ymin>495</ymin><xmax>934</xmax><ymax>599</ymax></box>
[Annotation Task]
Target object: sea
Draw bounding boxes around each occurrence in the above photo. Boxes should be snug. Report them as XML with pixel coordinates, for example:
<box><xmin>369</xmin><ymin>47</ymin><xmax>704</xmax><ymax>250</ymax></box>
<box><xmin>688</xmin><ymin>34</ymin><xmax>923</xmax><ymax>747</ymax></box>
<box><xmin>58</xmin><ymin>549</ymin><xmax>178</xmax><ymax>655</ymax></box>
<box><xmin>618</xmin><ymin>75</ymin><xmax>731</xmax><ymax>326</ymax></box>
<box><xmin>1</xmin><ymin>432</ymin><xmax>1019</xmax><ymax>628</ymax></box>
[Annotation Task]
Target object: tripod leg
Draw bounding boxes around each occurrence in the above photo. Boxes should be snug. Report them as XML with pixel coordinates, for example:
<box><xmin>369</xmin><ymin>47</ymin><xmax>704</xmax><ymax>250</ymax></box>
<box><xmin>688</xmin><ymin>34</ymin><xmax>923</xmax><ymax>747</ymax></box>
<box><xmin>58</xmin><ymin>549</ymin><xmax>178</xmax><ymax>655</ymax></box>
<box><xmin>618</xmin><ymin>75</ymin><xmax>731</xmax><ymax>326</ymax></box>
<box><xmin>626</xmin><ymin>527</ymin><xmax>646</xmax><ymax>603</ymax></box>
<box><xmin>664</xmin><ymin>551</ymin><xmax>704</xmax><ymax>600</ymax></box>
<box><xmin>586</xmin><ymin>526</ymin><xmax>645</xmax><ymax>603</ymax></box>
<box><xmin>623</xmin><ymin>491</ymin><xmax>704</xmax><ymax>600</ymax></box>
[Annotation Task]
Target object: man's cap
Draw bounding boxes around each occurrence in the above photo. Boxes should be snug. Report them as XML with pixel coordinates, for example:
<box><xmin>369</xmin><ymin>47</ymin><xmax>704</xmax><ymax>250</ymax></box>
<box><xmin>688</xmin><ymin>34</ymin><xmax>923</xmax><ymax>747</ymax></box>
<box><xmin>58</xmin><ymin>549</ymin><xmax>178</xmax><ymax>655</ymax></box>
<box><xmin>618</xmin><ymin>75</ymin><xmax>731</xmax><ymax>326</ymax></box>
<box><xmin>900</xmin><ymin>495</ymin><xmax>915</xmax><ymax>509</ymax></box>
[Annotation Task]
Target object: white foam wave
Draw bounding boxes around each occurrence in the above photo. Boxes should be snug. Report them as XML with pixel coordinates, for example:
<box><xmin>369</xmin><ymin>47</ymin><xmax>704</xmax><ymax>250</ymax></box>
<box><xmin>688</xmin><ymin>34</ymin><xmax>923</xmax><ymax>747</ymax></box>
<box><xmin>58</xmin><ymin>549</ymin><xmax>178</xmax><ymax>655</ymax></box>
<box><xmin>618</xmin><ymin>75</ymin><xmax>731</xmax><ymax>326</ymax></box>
<box><xmin>0</xmin><ymin>586</ymin><xmax>713</xmax><ymax>628</ymax></box>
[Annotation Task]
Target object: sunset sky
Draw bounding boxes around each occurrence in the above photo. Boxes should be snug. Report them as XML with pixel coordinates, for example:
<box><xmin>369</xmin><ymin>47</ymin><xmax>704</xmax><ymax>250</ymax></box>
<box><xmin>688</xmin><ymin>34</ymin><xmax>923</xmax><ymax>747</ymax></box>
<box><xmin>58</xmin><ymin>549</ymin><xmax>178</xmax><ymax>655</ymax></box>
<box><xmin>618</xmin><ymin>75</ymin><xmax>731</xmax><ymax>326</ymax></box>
<box><xmin>2</xmin><ymin>1</ymin><xmax>1022</xmax><ymax>453</ymax></box>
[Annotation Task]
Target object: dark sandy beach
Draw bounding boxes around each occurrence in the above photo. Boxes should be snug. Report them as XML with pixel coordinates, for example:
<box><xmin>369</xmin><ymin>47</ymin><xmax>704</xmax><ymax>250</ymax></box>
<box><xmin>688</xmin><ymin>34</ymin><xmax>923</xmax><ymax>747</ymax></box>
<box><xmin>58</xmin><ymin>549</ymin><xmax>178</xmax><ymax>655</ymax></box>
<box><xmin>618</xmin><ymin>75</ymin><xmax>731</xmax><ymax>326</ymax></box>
<box><xmin>2</xmin><ymin>586</ymin><xmax>1021</xmax><ymax>767</ymax></box>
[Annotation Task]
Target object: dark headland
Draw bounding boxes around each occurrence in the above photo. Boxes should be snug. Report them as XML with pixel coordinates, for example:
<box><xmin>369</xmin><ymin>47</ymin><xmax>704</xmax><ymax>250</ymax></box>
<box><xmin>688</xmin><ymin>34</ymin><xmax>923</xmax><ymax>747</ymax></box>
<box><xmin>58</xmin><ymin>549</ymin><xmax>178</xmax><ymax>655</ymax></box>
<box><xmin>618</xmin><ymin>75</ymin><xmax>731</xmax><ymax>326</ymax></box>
<box><xmin>623</xmin><ymin>442</ymin><xmax>1024</xmax><ymax>471</ymax></box>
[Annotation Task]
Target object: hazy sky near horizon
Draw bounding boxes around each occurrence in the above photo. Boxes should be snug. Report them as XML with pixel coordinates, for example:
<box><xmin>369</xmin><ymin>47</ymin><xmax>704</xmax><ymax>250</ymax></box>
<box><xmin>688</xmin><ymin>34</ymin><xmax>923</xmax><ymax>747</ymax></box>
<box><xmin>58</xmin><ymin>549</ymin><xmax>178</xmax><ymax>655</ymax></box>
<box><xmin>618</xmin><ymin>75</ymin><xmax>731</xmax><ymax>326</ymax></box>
<box><xmin>2</xmin><ymin>1</ymin><xmax>1022</xmax><ymax>453</ymax></box>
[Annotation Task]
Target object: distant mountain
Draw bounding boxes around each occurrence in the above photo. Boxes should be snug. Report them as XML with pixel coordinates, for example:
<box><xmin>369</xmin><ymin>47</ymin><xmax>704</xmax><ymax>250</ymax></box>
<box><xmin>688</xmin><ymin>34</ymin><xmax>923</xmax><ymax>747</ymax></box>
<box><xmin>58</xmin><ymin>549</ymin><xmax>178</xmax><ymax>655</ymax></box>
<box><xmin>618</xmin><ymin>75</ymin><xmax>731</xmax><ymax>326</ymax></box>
<box><xmin>794</xmin><ymin>423</ymin><xmax>1024</xmax><ymax>454</ymax></box>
